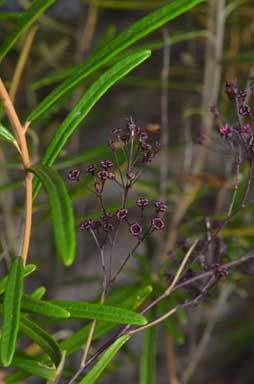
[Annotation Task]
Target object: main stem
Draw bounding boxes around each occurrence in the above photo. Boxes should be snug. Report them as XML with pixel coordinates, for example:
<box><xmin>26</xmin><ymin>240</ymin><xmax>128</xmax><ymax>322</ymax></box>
<box><xmin>0</xmin><ymin>79</ymin><xmax>32</xmax><ymax>265</ymax></box>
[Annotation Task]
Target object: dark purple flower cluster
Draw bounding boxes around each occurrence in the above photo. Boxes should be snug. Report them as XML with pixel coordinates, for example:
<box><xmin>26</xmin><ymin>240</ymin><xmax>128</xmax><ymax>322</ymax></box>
<box><xmin>77</xmin><ymin>119</ymin><xmax>167</xmax><ymax>247</ymax></box>
<box><xmin>212</xmin><ymin>80</ymin><xmax>254</xmax><ymax>161</ymax></box>
<box><xmin>109</xmin><ymin>117</ymin><xmax>160</xmax><ymax>167</ymax></box>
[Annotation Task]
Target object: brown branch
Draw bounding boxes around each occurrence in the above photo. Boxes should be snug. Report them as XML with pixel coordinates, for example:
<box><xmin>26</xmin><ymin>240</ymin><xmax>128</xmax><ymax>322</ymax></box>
<box><xmin>0</xmin><ymin>79</ymin><xmax>32</xmax><ymax>265</ymax></box>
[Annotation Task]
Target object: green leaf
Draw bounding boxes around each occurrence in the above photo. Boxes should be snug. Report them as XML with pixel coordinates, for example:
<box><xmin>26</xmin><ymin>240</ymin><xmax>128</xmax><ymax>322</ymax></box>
<box><xmin>139</xmin><ymin>324</ymin><xmax>156</xmax><ymax>384</ymax></box>
<box><xmin>54</xmin><ymin>144</ymin><xmax>109</xmax><ymax>170</ymax></box>
<box><xmin>21</xmin><ymin>295</ymin><xmax>70</xmax><ymax>318</ymax></box>
<box><xmin>0</xmin><ymin>124</ymin><xmax>15</xmax><ymax>143</ymax></box>
<box><xmin>28</xmin><ymin>0</ymin><xmax>204</xmax><ymax>121</ymax></box>
<box><xmin>0</xmin><ymin>263</ymin><xmax>36</xmax><ymax>295</ymax></box>
<box><xmin>20</xmin><ymin>316</ymin><xmax>62</xmax><ymax>366</ymax></box>
<box><xmin>0</xmin><ymin>257</ymin><xmax>24</xmax><ymax>367</ymax></box>
<box><xmin>78</xmin><ymin>335</ymin><xmax>129</xmax><ymax>384</ymax></box>
<box><xmin>51</xmin><ymin>301</ymin><xmax>147</xmax><ymax>325</ymax></box>
<box><xmin>6</xmin><ymin>371</ymin><xmax>29</xmax><ymax>384</ymax></box>
<box><xmin>32</xmin><ymin>50</ymin><xmax>151</xmax><ymax>198</ymax></box>
<box><xmin>30</xmin><ymin>286</ymin><xmax>46</xmax><ymax>299</ymax></box>
<box><xmin>0</xmin><ymin>0</ymin><xmax>56</xmax><ymax>62</ymax></box>
<box><xmin>60</xmin><ymin>285</ymin><xmax>152</xmax><ymax>356</ymax></box>
<box><xmin>11</xmin><ymin>352</ymin><xmax>56</xmax><ymax>380</ymax></box>
<box><xmin>30</xmin><ymin>164</ymin><xmax>75</xmax><ymax>266</ymax></box>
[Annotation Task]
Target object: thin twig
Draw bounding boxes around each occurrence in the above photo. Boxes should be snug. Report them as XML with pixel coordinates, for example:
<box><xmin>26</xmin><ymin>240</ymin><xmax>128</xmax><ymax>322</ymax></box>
<box><xmin>9</xmin><ymin>26</ymin><xmax>37</xmax><ymax>102</ymax></box>
<box><xmin>128</xmin><ymin>240</ymin><xmax>198</xmax><ymax>335</ymax></box>
<box><xmin>160</xmin><ymin>28</ymin><xmax>170</xmax><ymax>198</ymax></box>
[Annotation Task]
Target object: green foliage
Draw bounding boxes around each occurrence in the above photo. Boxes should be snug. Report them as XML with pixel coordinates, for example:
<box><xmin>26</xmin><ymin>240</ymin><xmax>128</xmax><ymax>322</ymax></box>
<box><xmin>0</xmin><ymin>0</ymin><xmax>56</xmax><ymax>62</ymax></box>
<box><xmin>51</xmin><ymin>300</ymin><xmax>148</xmax><ymax>324</ymax></box>
<box><xmin>30</xmin><ymin>164</ymin><xmax>76</xmax><ymax>266</ymax></box>
<box><xmin>28</xmin><ymin>0</ymin><xmax>204</xmax><ymax>121</ymax></box>
<box><xmin>19</xmin><ymin>316</ymin><xmax>62</xmax><ymax>366</ymax></box>
<box><xmin>21</xmin><ymin>295</ymin><xmax>70</xmax><ymax>318</ymax></box>
<box><xmin>2</xmin><ymin>0</ymin><xmax>247</xmax><ymax>382</ymax></box>
<box><xmin>0</xmin><ymin>257</ymin><xmax>24</xmax><ymax>367</ymax></box>
<box><xmin>0</xmin><ymin>124</ymin><xmax>15</xmax><ymax>143</ymax></box>
<box><xmin>32</xmin><ymin>50</ymin><xmax>151</xmax><ymax>198</ymax></box>
<box><xmin>78</xmin><ymin>335</ymin><xmax>130</xmax><ymax>384</ymax></box>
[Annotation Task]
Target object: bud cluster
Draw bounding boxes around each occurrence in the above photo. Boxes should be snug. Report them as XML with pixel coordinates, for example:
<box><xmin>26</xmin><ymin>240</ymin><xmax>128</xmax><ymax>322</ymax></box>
<box><xmin>211</xmin><ymin>80</ymin><xmax>254</xmax><ymax>162</ymax></box>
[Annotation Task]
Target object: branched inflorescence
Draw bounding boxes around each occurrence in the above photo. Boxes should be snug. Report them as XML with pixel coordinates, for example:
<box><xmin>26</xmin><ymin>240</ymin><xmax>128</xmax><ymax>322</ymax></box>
<box><xmin>211</xmin><ymin>79</ymin><xmax>254</xmax><ymax>163</ymax></box>
<box><xmin>66</xmin><ymin>91</ymin><xmax>254</xmax><ymax>383</ymax></box>
<box><xmin>68</xmin><ymin>117</ymin><xmax>166</xmax><ymax>289</ymax></box>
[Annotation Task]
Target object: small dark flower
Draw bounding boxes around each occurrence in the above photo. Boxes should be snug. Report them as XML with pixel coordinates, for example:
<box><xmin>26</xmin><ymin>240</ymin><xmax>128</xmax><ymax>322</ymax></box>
<box><xmin>68</xmin><ymin>169</ymin><xmax>81</xmax><ymax>182</ymax></box>
<box><xmin>239</xmin><ymin>104</ymin><xmax>251</xmax><ymax>116</ymax></box>
<box><xmin>219</xmin><ymin>123</ymin><xmax>232</xmax><ymax>138</ymax></box>
<box><xmin>129</xmin><ymin>223</ymin><xmax>143</xmax><ymax>237</ymax></box>
<box><xmin>139</xmin><ymin>131</ymin><xmax>148</xmax><ymax>142</ymax></box>
<box><xmin>127</xmin><ymin>171</ymin><xmax>135</xmax><ymax>181</ymax></box>
<box><xmin>136</xmin><ymin>198</ymin><xmax>149</xmax><ymax>208</ymax></box>
<box><xmin>151</xmin><ymin>217</ymin><xmax>165</xmax><ymax>230</ymax></box>
<box><xmin>127</xmin><ymin>117</ymin><xmax>139</xmax><ymax>137</ymax></box>
<box><xmin>237</xmin><ymin>90</ymin><xmax>247</xmax><ymax>101</ymax></box>
<box><xmin>155</xmin><ymin>200</ymin><xmax>167</xmax><ymax>212</ymax></box>
<box><xmin>142</xmin><ymin>151</ymin><xmax>154</xmax><ymax>163</ymax></box>
<box><xmin>120</xmin><ymin>134</ymin><xmax>129</xmax><ymax>144</ymax></box>
<box><xmin>103</xmin><ymin>223</ymin><xmax>114</xmax><ymax>232</ymax></box>
<box><xmin>108</xmin><ymin>140</ymin><xmax>116</xmax><ymax>151</ymax></box>
<box><xmin>86</xmin><ymin>164</ymin><xmax>97</xmax><ymax>174</ymax></box>
<box><xmin>225</xmin><ymin>81</ymin><xmax>238</xmax><ymax>100</ymax></box>
<box><xmin>210</xmin><ymin>104</ymin><xmax>219</xmax><ymax>116</ymax></box>
<box><xmin>91</xmin><ymin>220</ymin><xmax>102</xmax><ymax>230</ymax></box>
<box><xmin>80</xmin><ymin>219</ymin><xmax>93</xmax><ymax>230</ymax></box>
<box><xmin>108</xmin><ymin>172</ymin><xmax>115</xmax><ymax>180</ymax></box>
<box><xmin>241</xmin><ymin>123</ymin><xmax>251</xmax><ymax>135</ymax></box>
<box><xmin>141</xmin><ymin>142</ymin><xmax>152</xmax><ymax>152</ymax></box>
<box><xmin>97</xmin><ymin>170</ymin><xmax>109</xmax><ymax>180</ymax></box>
<box><xmin>100</xmin><ymin>160</ymin><xmax>113</xmax><ymax>169</ymax></box>
<box><xmin>116</xmin><ymin>208</ymin><xmax>128</xmax><ymax>220</ymax></box>
<box><xmin>101</xmin><ymin>213</ymin><xmax>113</xmax><ymax>221</ymax></box>
<box><xmin>111</xmin><ymin>128</ymin><xmax>121</xmax><ymax>136</ymax></box>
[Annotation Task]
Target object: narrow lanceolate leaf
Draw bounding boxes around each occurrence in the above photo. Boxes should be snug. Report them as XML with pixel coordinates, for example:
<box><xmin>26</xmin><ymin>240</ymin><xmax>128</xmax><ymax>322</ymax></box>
<box><xmin>30</xmin><ymin>164</ymin><xmax>75</xmax><ymax>266</ymax></box>
<box><xmin>0</xmin><ymin>0</ymin><xmax>56</xmax><ymax>62</ymax></box>
<box><xmin>60</xmin><ymin>285</ymin><xmax>152</xmax><ymax>356</ymax></box>
<box><xmin>21</xmin><ymin>295</ymin><xmax>70</xmax><ymax>318</ymax></box>
<box><xmin>32</xmin><ymin>50</ymin><xmax>150</xmax><ymax>199</ymax></box>
<box><xmin>0</xmin><ymin>257</ymin><xmax>24</xmax><ymax>367</ymax></box>
<box><xmin>52</xmin><ymin>301</ymin><xmax>147</xmax><ymax>325</ymax></box>
<box><xmin>0</xmin><ymin>124</ymin><xmax>15</xmax><ymax>143</ymax></box>
<box><xmin>12</xmin><ymin>352</ymin><xmax>55</xmax><ymax>380</ymax></box>
<box><xmin>20</xmin><ymin>316</ymin><xmax>62</xmax><ymax>366</ymax></box>
<box><xmin>0</xmin><ymin>263</ymin><xmax>36</xmax><ymax>295</ymax></box>
<box><xmin>139</xmin><ymin>325</ymin><xmax>156</xmax><ymax>384</ymax></box>
<box><xmin>28</xmin><ymin>0</ymin><xmax>204</xmax><ymax>121</ymax></box>
<box><xmin>52</xmin><ymin>300</ymin><xmax>147</xmax><ymax>325</ymax></box>
<box><xmin>78</xmin><ymin>335</ymin><xmax>130</xmax><ymax>384</ymax></box>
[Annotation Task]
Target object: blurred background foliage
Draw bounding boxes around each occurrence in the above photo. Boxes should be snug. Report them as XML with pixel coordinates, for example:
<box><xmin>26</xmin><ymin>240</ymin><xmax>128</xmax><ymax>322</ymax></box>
<box><xmin>0</xmin><ymin>0</ymin><xmax>254</xmax><ymax>383</ymax></box>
